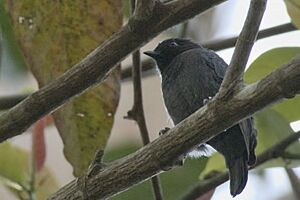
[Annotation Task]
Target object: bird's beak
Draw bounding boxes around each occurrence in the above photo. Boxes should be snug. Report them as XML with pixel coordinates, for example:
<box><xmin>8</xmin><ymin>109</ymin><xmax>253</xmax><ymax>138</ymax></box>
<box><xmin>144</xmin><ymin>51</ymin><xmax>161</xmax><ymax>59</ymax></box>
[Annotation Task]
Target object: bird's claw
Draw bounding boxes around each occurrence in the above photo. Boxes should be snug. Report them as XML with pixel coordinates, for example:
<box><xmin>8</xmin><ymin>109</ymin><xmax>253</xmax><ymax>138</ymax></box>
<box><xmin>159</xmin><ymin>127</ymin><xmax>171</xmax><ymax>136</ymax></box>
<box><xmin>203</xmin><ymin>96</ymin><xmax>212</xmax><ymax>105</ymax></box>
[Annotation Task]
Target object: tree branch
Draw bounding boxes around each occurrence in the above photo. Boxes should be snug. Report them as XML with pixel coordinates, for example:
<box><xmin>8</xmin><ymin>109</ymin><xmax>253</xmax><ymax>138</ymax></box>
<box><xmin>218</xmin><ymin>0</ymin><xmax>267</xmax><ymax>100</ymax></box>
<box><xmin>133</xmin><ymin>0</ymin><xmax>156</xmax><ymax>20</ymax></box>
<box><xmin>181</xmin><ymin>131</ymin><xmax>300</xmax><ymax>200</ymax></box>
<box><xmin>0</xmin><ymin>0</ymin><xmax>227</xmax><ymax>142</ymax></box>
<box><xmin>48</xmin><ymin>53</ymin><xmax>300</xmax><ymax>199</ymax></box>
<box><xmin>204</xmin><ymin>22</ymin><xmax>297</xmax><ymax>51</ymax></box>
<box><xmin>285</xmin><ymin>168</ymin><xmax>300</xmax><ymax>200</ymax></box>
<box><xmin>281</xmin><ymin>152</ymin><xmax>300</xmax><ymax>160</ymax></box>
<box><xmin>0</xmin><ymin>94</ymin><xmax>28</xmax><ymax>110</ymax></box>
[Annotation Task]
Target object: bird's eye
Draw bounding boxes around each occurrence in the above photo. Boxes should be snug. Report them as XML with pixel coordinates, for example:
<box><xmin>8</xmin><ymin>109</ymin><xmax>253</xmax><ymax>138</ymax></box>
<box><xmin>169</xmin><ymin>41</ymin><xmax>178</xmax><ymax>47</ymax></box>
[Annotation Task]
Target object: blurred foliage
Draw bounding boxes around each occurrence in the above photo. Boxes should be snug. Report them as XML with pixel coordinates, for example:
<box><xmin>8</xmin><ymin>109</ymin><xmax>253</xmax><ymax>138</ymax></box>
<box><xmin>245</xmin><ymin>47</ymin><xmax>300</xmax><ymax>122</ymax></box>
<box><xmin>201</xmin><ymin>47</ymin><xmax>300</xmax><ymax>178</ymax></box>
<box><xmin>104</xmin><ymin>144</ymin><xmax>208</xmax><ymax>200</ymax></box>
<box><xmin>0</xmin><ymin>142</ymin><xmax>59</xmax><ymax>200</ymax></box>
<box><xmin>0</xmin><ymin>142</ymin><xmax>29</xmax><ymax>187</ymax></box>
<box><xmin>255</xmin><ymin>109</ymin><xmax>300</xmax><ymax>168</ymax></box>
<box><xmin>284</xmin><ymin>0</ymin><xmax>300</xmax><ymax>28</ymax></box>
<box><xmin>3</xmin><ymin>0</ymin><xmax>122</xmax><ymax>177</ymax></box>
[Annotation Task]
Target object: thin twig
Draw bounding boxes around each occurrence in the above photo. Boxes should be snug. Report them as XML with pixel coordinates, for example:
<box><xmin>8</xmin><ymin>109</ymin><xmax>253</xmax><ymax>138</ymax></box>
<box><xmin>180</xmin><ymin>21</ymin><xmax>189</xmax><ymax>38</ymax></box>
<box><xmin>181</xmin><ymin>131</ymin><xmax>300</xmax><ymax>200</ymax></box>
<box><xmin>204</xmin><ymin>22</ymin><xmax>297</xmax><ymax>51</ymax></box>
<box><xmin>122</xmin><ymin>22</ymin><xmax>297</xmax><ymax>81</ymax></box>
<box><xmin>285</xmin><ymin>168</ymin><xmax>300</xmax><ymax>200</ymax></box>
<box><xmin>127</xmin><ymin>1</ymin><xmax>164</xmax><ymax>199</ymax></box>
<box><xmin>218</xmin><ymin>0</ymin><xmax>267</xmax><ymax>100</ymax></box>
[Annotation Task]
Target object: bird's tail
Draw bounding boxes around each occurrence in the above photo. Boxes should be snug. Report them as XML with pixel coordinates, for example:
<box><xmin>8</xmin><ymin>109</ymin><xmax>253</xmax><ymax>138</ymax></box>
<box><xmin>226</xmin><ymin>156</ymin><xmax>248</xmax><ymax>197</ymax></box>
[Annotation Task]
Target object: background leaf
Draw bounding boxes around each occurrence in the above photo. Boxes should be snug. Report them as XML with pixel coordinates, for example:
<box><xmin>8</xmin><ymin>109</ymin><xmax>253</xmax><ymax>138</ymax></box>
<box><xmin>0</xmin><ymin>142</ymin><xmax>29</xmax><ymax>187</ymax></box>
<box><xmin>0</xmin><ymin>141</ymin><xmax>59</xmax><ymax>199</ymax></box>
<box><xmin>245</xmin><ymin>47</ymin><xmax>300</xmax><ymax>122</ymax></box>
<box><xmin>284</xmin><ymin>0</ymin><xmax>300</xmax><ymax>28</ymax></box>
<box><xmin>4</xmin><ymin>0</ymin><xmax>123</xmax><ymax>176</ymax></box>
<box><xmin>254</xmin><ymin>108</ymin><xmax>300</xmax><ymax>168</ymax></box>
<box><xmin>35</xmin><ymin>167</ymin><xmax>59</xmax><ymax>200</ymax></box>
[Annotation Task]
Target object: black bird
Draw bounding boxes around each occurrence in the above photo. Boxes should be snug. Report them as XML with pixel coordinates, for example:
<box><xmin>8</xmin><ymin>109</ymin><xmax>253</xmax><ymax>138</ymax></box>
<box><xmin>144</xmin><ymin>38</ymin><xmax>257</xmax><ymax>197</ymax></box>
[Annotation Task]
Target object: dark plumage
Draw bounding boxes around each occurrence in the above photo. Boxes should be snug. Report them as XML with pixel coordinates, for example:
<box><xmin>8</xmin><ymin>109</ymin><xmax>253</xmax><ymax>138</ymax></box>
<box><xmin>144</xmin><ymin>38</ymin><xmax>257</xmax><ymax>197</ymax></box>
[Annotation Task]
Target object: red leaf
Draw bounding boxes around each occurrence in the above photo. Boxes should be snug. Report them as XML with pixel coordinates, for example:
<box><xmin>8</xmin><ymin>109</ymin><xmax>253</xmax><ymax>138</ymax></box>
<box><xmin>32</xmin><ymin>118</ymin><xmax>46</xmax><ymax>172</ymax></box>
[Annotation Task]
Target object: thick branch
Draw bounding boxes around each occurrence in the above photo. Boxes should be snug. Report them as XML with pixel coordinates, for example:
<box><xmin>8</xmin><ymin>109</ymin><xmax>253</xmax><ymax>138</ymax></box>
<box><xmin>218</xmin><ymin>0</ymin><xmax>267</xmax><ymax>99</ymax></box>
<box><xmin>134</xmin><ymin>0</ymin><xmax>156</xmax><ymax>19</ymax></box>
<box><xmin>48</xmin><ymin>54</ymin><xmax>300</xmax><ymax>200</ymax></box>
<box><xmin>181</xmin><ymin>131</ymin><xmax>300</xmax><ymax>200</ymax></box>
<box><xmin>0</xmin><ymin>0</ymin><xmax>227</xmax><ymax>142</ymax></box>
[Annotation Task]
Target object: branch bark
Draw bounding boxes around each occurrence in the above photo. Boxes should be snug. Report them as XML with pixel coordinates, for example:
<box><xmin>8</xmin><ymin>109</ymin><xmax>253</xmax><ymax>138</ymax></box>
<box><xmin>0</xmin><ymin>0</ymin><xmax>226</xmax><ymax>143</ymax></box>
<box><xmin>181</xmin><ymin>131</ymin><xmax>300</xmax><ymax>200</ymax></box>
<box><xmin>218</xmin><ymin>0</ymin><xmax>267</xmax><ymax>100</ymax></box>
<box><xmin>48</xmin><ymin>54</ymin><xmax>300</xmax><ymax>199</ymax></box>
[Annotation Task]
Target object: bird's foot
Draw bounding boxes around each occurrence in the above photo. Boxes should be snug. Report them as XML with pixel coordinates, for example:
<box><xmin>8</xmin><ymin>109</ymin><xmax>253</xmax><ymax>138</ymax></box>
<box><xmin>158</xmin><ymin>127</ymin><xmax>185</xmax><ymax>170</ymax></box>
<box><xmin>203</xmin><ymin>96</ymin><xmax>212</xmax><ymax>105</ymax></box>
<box><xmin>159</xmin><ymin>127</ymin><xmax>171</xmax><ymax>136</ymax></box>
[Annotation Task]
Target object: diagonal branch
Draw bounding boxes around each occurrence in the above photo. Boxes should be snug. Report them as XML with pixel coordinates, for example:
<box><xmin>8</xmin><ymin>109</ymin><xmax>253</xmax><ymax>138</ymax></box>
<box><xmin>181</xmin><ymin>131</ymin><xmax>300</xmax><ymax>200</ymax></box>
<box><xmin>48</xmin><ymin>54</ymin><xmax>300</xmax><ymax>200</ymax></box>
<box><xmin>204</xmin><ymin>22</ymin><xmax>297</xmax><ymax>51</ymax></box>
<box><xmin>218</xmin><ymin>0</ymin><xmax>267</xmax><ymax>100</ymax></box>
<box><xmin>0</xmin><ymin>0</ymin><xmax>227</xmax><ymax>142</ymax></box>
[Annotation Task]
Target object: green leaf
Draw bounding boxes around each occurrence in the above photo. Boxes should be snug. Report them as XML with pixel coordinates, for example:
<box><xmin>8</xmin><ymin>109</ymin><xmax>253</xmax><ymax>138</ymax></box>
<box><xmin>0</xmin><ymin>142</ymin><xmax>29</xmax><ymax>185</ymax></box>
<box><xmin>0</xmin><ymin>141</ymin><xmax>59</xmax><ymax>199</ymax></box>
<box><xmin>254</xmin><ymin>108</ymin><xmax>300</xmax><ymax>168</ymax></box>
<box><xmin>4</xmin><ymin>0</ymin><xmax>123</xmax><ymax>176</ymax></box>
<box><xmin>199</xmin><ymin>153</ymin><xmax>225</xmax><ymax>178</ymax></box>
<box><xmin>245</xmin><ymin>47</ymin><xmax>300</xmax><ymax>122</ymax></box>
<box><xmin>284</xmin><ymin>0</ymin><xmax>300</xmax><ymax>28</ymax></box>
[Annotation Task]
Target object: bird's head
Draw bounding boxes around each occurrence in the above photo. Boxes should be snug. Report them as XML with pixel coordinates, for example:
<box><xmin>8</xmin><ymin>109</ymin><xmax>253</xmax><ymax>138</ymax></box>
<box><xmin>144</xmin><ymin>38</ymin><xmax>200</xmax><ymax>72</ymax></box>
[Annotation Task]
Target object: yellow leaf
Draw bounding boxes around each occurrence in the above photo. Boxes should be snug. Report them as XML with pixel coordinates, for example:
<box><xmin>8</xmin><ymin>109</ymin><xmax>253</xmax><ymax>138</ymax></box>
<box><xmin>5</xmin><ymin>0</ymin><xmax>123</xmax><ymax>176</ymax></box>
